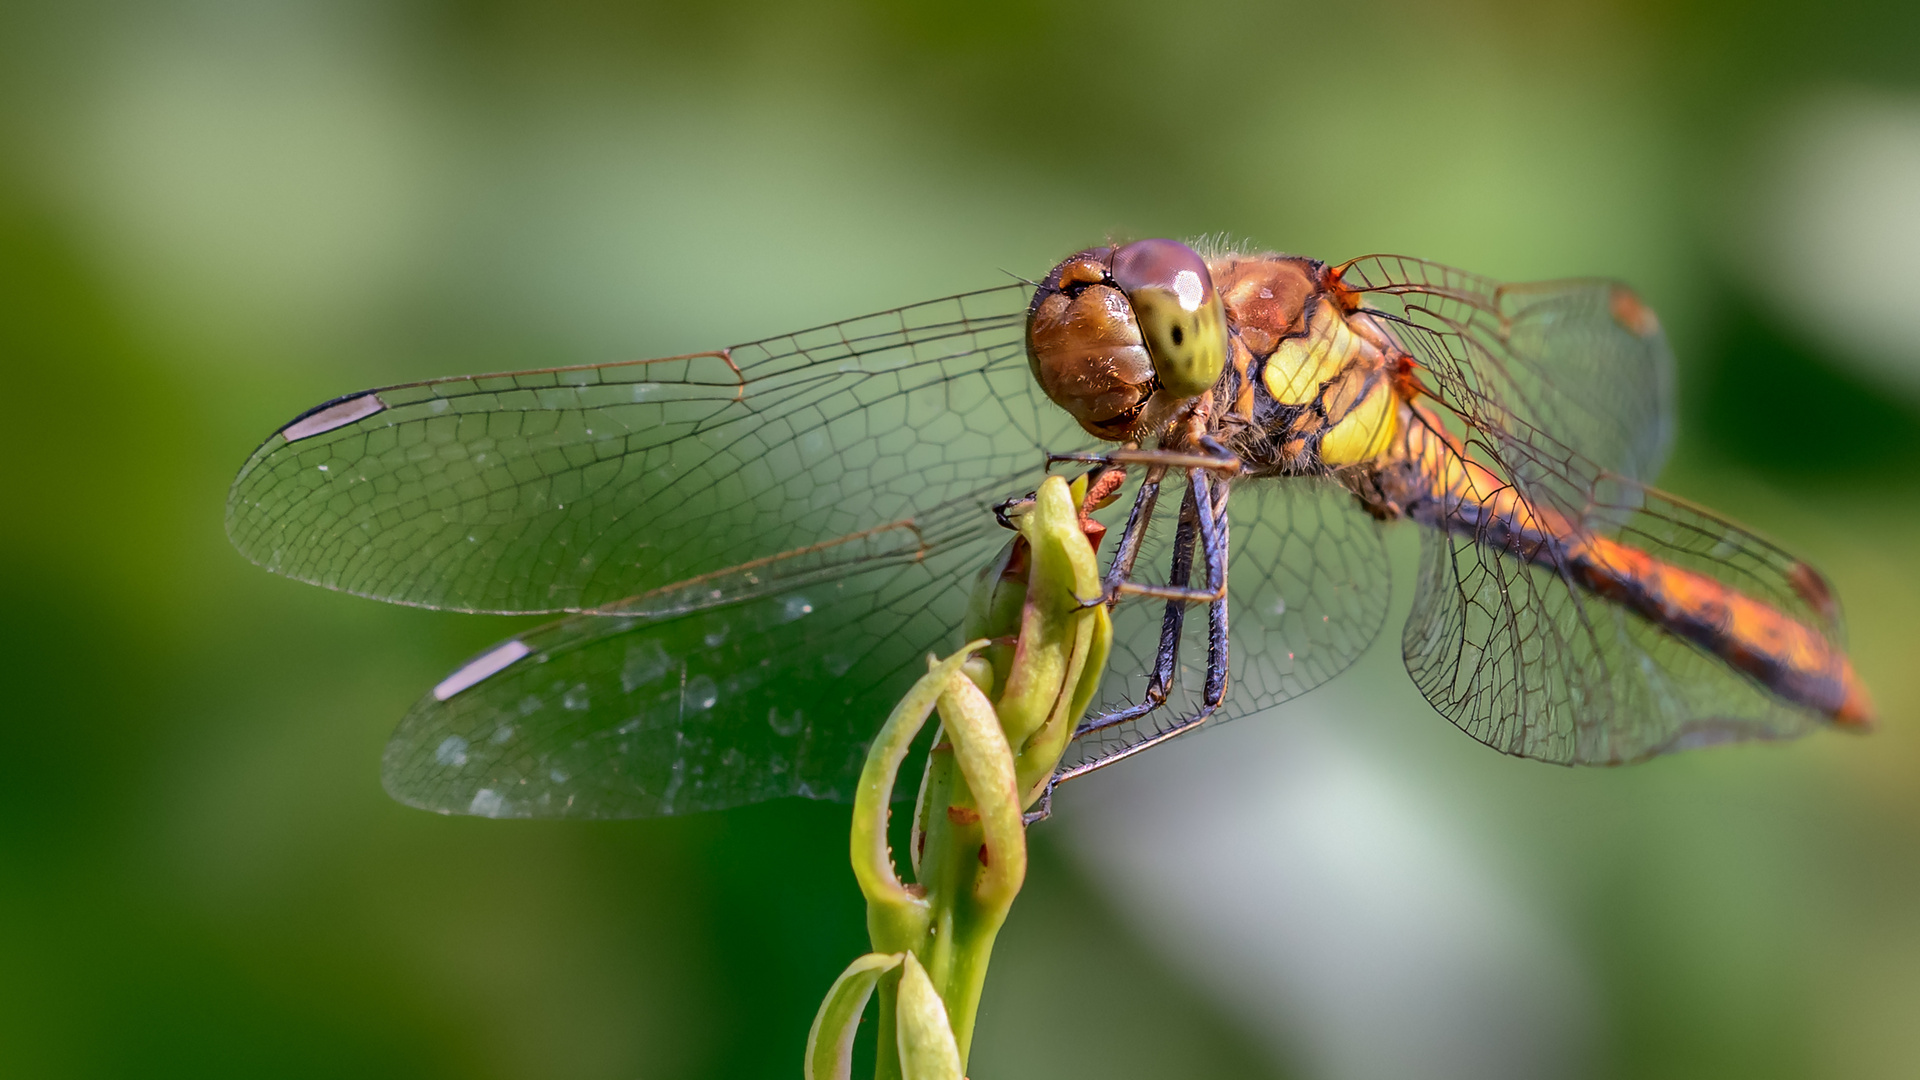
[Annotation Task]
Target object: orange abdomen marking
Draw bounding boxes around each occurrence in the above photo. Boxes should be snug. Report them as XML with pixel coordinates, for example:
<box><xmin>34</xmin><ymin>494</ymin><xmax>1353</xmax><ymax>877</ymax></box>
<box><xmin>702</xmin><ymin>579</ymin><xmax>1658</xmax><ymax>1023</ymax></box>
<box><xmin>1384</xmin><ymin>411</ymin><xmax>1873</xmax><ymax>727</ymax></box>
<box><xmin>1566</xmin><ymin>534</ymin><xmax>1873</xmax><ymax>725</ymax></box>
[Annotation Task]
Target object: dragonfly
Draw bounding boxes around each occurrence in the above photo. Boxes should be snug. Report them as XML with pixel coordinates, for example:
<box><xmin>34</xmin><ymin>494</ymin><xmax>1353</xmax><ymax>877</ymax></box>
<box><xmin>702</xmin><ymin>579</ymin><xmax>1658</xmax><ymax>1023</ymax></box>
<box><xmin>226</xmin><ymin>238</ymin><xmax>1872</xmax><ymax>820</ymax></box>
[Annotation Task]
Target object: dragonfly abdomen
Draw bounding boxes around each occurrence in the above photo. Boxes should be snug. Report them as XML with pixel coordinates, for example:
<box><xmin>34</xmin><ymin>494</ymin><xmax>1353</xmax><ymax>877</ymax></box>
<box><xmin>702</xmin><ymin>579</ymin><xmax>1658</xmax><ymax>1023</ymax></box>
<box><xmin>1559</xmin><ymin>533</ymin><xmax>1873</xmax><ymax>725</ymax></box>
<box><xmin>1381</xmin><ymin>416</ymin><xmax>1873</xmax><ymax>727</ymax></box>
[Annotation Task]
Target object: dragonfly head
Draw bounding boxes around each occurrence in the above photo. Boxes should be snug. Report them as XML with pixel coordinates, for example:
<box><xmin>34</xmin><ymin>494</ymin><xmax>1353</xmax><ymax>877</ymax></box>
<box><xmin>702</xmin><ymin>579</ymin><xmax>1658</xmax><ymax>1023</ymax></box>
<box><xmin>1027</xmin><ymin>239</ymin><xmax>1229</xmax><ymax>442</ymax></box>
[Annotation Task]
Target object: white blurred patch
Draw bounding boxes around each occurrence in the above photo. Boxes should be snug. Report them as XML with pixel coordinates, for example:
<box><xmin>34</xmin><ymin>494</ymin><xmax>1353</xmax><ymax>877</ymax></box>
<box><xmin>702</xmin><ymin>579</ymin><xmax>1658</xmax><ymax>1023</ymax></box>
<box><xmin>1059</xmin><ymin>714</ymin><xmax>1594</xmax><ymax>1080</ymax></box>
<box><xmin>1738</xmin><ymin>89</ymin><xmax>1920</xmax><ymax>397</ymax></box>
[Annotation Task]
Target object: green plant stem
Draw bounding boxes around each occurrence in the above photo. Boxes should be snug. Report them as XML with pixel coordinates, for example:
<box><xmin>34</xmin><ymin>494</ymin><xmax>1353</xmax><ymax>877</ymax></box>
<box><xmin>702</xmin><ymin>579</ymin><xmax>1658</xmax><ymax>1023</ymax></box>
<box><xmin>825</xmin><ymin>474</ymin><xmax>1112</xmax><ymax>1080</ymax></box>
<box><xmin>848</xmin><ymin>649</ymin><xmax>983</xmax><ymax>1080</ymax></box>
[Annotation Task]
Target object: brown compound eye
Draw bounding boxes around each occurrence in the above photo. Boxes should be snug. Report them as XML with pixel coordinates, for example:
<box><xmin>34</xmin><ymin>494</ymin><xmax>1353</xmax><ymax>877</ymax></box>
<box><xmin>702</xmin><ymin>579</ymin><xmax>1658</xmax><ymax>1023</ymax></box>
<box><xmin>1027</xmin><ymin>246</ymin><xmax>1155</xmax><ymax>439</ymax></box>
<box><xmin>1026</xmin><ymin>241</ymin><xmax>1226</xmax><ymax>441</ymax></box>
<box><xmin>1111</xmin><ymin>239</ymin><xmax>1228</xmax><ymax>400</ymax></box>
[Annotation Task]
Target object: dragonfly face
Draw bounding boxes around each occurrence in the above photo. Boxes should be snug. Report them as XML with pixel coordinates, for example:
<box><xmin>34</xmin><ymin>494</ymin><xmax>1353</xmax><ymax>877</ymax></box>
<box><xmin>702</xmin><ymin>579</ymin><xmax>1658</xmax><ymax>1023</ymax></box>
<box><xmin>227</xmin><ymin>238</ymin><xmax>1871</xmax><ymax>820</ymax></box>
<box><xmin>1026</xmin><ymin>239</ymin><xmax>1228</xmax><ymax>441</ymax></box>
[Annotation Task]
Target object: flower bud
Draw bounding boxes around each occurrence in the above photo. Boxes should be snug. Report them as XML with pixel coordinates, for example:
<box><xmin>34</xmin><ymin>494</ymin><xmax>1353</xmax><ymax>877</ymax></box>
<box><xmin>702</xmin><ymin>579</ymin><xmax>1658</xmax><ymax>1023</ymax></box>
<box><xmin>961</xmin><ymin>535</ymin><xmax>1027</xmax><ymax>698</ymax></box>
<box><xmin>993</xmin><ymin>475</ymin><xmax>1113</xmax><ymax>803</ymax></box>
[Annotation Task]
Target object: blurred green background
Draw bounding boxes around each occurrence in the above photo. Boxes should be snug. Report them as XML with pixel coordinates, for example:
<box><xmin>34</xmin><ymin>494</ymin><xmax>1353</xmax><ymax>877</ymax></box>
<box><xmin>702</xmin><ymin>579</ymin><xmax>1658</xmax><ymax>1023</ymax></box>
<box><xmin>3</xmin><ymin>1</ymin><xmax>1918</xmax><ymax>1077</ymax></box>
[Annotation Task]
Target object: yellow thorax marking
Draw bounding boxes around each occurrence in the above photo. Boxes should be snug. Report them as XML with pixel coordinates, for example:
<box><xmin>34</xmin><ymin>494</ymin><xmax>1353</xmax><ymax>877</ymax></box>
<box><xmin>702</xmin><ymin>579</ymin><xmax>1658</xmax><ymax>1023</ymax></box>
<box><xmin>1263</xmin><ymin>297</ymin><xmax>1363</xmax><ymax>405</ymax></box>
<box><xmin>1319</xmin><ymin>377</ymin><xmax>1400</xmax><ymax>466</ymax></box>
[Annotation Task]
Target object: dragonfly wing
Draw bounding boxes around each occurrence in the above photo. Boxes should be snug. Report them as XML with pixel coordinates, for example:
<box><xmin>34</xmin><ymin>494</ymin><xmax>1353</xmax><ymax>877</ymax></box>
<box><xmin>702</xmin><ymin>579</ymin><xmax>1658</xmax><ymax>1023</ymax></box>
<box><xmin>1063</xmin><ymin>477</ymin><xmax>1392</xmax><ymax>773</ymax></box>
<box><xmin>228</xmin><ymin>284</ymin><xmax>1073</xmax><ymax>614</ymax></box>
<box><xmin>1218</xmin><ymin>478</ymin><xmax>1394</xmax><ymax>718</ymax></box>
<box><xmin>1339</xmin><ymin>256</ymin><xmax>1675</xmax><ymax>509</ymax></box>
<box><xmin>1402</xmin><ymin>436</ymin><xmax>1842</xmax><ymax>765</ymax></box>
<box><xmin>383</xmin><ymin>541</ymin><xmax>996</xmax><ymax>818</ymax></box>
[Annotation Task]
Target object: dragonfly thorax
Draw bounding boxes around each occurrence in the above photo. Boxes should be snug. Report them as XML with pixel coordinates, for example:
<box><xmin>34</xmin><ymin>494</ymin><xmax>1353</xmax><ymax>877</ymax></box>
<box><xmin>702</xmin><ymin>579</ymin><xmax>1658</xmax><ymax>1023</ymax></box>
<box><xmin>1207</xmin><ymin>253</ymin><xmax>1409</xmax><ymax>476</ymax></box>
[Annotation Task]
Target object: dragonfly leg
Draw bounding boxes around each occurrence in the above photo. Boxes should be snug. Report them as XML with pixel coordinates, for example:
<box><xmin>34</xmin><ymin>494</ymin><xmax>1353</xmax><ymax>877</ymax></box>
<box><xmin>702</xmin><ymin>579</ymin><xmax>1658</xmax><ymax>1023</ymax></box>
<box><xmin>1201</xmin><ymin>478</ymin><xmax>1231</xmax><ymax>705</ymax></box>
<box><xmin>1074</xmin><ymin>466</ymin><xmax>1231</xmax><ymax>736</ymax></box>
<box><xmin>1050</xmin><ymin>676</ymin><xmax>1225</xmax><ymax>788</ymax></box>
<box><xmin>1050</xmin><ymin>445</ymin><xmax>1241</xmax><ymax>476</ymax></box>
<box><xmin>1051</xmin><ymin>469</ymin><xmax>1232</xmax><ymax>789</ymax></box>
<box><xmin>1022</xmin><ymin>785</ymin><xmax>1054</xmax><ymax>825</ymax></box>
<box><xmin>1113</xmin><ymin>580</ymin><xmax>1227</xmax><ymax>602</ymax></box>
<box><xmin>1049</xmin><ymin>593</ymin><xmax>1230</xmax><ymax>788</ymax></box>
<box><xmin>1074</xmin><ymin>479</ymin><xmax>1201</xmax><ymax>738</ymax></box>
<box><xmin>1110</xmin><ymin>467</ymin><xmax>1230</xmax><ymax>604</ymax></box>
<box><xmin>993</xmin><ymin>460</ymin><xmax>1132</xmax><ymax>539</ymax></box>
<box><xmin>1091</xmin><ymin>465</ymin><xmax>1164</xmax><ymax>609</ymax></box>
<box><xmin>1197</xmin><ymin>433</ymin><xmax>1238</xmax><ymax>464</ymax></box>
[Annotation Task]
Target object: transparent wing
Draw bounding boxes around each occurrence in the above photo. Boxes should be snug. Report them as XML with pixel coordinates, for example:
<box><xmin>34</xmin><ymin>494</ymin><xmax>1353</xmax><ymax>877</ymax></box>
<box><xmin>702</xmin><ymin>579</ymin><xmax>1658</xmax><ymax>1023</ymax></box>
<box><xmin>381</xmin><ymin>533</ymin><xmax>996</xmax><ymax>818</ymax></box>
<box><xmin>1062</xmin><ymin>477</ymin><xmax>1393</xmax><ymax>774</ymax></box>
<box><xmin>387</xmin><ymin>472</ymin><xmax>1394</xmax><ymax>816</ymax></box>
<box><xmin>1402</xmin><ymin>426</ymin><xmax>1843</xmax><ymax>765</ymax></box>
<box><xmin>227</xmin><ymin>284</ymin><xmax>1076</xmax><ymax>614</ymax></box>
<box><xmin>1338</xmin><ymin>255</ymin><xmax>1675</xmax><ymax>513</ymax></box>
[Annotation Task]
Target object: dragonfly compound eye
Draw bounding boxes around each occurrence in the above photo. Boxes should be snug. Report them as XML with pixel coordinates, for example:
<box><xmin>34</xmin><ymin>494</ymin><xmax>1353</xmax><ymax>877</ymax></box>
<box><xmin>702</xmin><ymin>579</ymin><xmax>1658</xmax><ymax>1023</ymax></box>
<box><xmin>1026</xmin><ymin>240</ymin><xmax>1225</xmax><ymax>442</ymax></box>
<box><xmin>1111</xmin><ymin>239</ymin><xmax>1228</xmax><ymax>401</ymax></box>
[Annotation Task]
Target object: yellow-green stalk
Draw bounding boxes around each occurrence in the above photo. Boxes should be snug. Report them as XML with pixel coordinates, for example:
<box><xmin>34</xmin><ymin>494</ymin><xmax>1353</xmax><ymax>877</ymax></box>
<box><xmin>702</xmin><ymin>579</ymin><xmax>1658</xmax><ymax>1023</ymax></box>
<box><xmin>806</xmin><ymin>475</ymin><xmax>1112</xmax><ymax>1079</ymax></box>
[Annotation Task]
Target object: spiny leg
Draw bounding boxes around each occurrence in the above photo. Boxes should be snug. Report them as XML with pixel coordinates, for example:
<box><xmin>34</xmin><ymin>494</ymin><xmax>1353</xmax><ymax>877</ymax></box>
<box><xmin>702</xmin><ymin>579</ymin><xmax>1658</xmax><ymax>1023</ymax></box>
<box><xmin>1022</xmin><ymin>491</ymin><xmax>1197</xmax><ymax>827</ymax></box>
<box><xmin>1050</xmin><ymin>444</ymin><xmax>1241</xmax><ymax>475</ymax></box>
<box><xmin>1101</xmin><ymin>466</ymin><xmax>1165</xmax><ymax>605</ymax></box>
<box><xmin>1108</xmin><ymin>460</ymin><xmax>1232</xmax><ymax>606</ymax></box>
<box><xmin>1199</xmin><ymin>468</ymin><xmax>1231</xmax><ymax>706</ymax></box>
<box><xmin>1019</xmin><ymin>470</ymin><xmax>1177</xmax><ymax>827</ymax></box>
<box><xmin>1027</xmin><ymin>469</ymin><xmax>1235</xmax><ymax>819</ymax></box>
<box><xmin>1051</xmin><ymin>443</ymin><xmax>1238</xmax><ymax>606</ymax></box>
<box><xmin>1074</xmin><ymin>476</ymin><xmax>1201</xmax><ymax>739</ymax></box>
<box><xmin>1049</xmin><ymin>581</ymin><xmax>1230</xmax><ymax>789</ymax></box>
<box><xmin>1112</xmin><ymin>466</ymin><xmax>1230</xmax><ymax>726</ymax></box>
